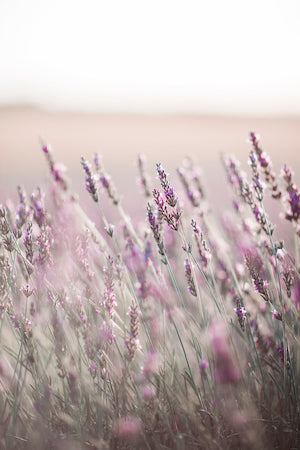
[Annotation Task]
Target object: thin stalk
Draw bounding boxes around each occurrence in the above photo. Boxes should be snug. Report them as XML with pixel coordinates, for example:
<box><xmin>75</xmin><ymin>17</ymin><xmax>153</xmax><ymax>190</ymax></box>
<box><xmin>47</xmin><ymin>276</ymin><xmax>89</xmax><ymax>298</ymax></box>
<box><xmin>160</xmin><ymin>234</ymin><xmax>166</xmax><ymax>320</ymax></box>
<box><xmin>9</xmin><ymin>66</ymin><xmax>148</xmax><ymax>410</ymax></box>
<box><xmin>260</xmin><ymin>201</ymin><xmax>288</xmax><ymax>395</ymax></box>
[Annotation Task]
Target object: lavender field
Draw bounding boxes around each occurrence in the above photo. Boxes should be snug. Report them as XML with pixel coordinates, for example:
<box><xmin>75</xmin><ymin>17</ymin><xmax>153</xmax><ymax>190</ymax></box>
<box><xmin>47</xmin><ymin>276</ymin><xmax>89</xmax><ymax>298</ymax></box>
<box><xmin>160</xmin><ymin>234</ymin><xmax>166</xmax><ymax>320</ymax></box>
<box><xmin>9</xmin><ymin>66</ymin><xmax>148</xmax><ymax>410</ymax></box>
<box><xmin>0</xmin><ymin>132</ymin><xmax>299</xmax><ymax>449</ymax></box>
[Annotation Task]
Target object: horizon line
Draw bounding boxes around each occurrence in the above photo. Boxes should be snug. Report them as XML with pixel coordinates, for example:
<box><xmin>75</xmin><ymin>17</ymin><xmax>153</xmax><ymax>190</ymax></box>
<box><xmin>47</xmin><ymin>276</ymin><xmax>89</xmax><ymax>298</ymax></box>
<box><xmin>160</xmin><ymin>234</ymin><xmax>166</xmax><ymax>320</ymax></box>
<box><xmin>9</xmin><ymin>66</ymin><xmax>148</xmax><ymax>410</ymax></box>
<box><xmin>1</xmin><ymin>102</ymin><xmax>300</xmax><ymax>119</ymax></box>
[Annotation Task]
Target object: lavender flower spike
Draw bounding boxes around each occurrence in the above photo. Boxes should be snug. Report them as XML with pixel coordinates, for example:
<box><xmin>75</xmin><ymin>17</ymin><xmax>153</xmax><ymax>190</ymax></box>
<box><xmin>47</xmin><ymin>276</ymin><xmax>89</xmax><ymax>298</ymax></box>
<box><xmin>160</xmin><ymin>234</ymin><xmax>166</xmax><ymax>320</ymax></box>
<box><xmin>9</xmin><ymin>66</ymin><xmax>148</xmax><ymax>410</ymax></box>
<box><xmin>147</xmin><ymin>203</ymin><xmax>164</xmax><ymax>255</ymax></box>
<box><xmin>249</xmin><ymin>132</ymin><xmax>281</xmax><ymax>199</ymax></box>
<box><xmin>81</xmin><ymin>156</ymin><xmax>98</xmax><ymax>202</ymax></box>
<box><xmin>136</xmin><ymin>154</ymin><xmax>151</xmax><ymax>198</ymax></box>
<box><xmin>156</xmin><ymin>163</ymin><xmax>177</xmax><ymax>207</ymax></box>
<box><xmin>249</xmin><ymin>151</ymin><xmax>264</xmax><ymax>202</ymax></box>
<box><xmin>234</xmin><ymin>298</ymin><xmax>247</xmax><ymax>330</ymax></box>
<box><xmin>125</xmin><ymin>300</ymin><xmax>140</xmax><ymax>361</ymax></box>
<box><xmin>153</xmin><ymin>189</ymin><xmax>181</xmax><ymax>231</ymax></box>
<box><xmin>184</xmin><ymin>259</ymin><xmax>197</xmax><ymax>296</ymax></box>
<box><xmin>281</xmin><ymin>164</ymin><xmax>300</xmax><ymax>224</ymax></box>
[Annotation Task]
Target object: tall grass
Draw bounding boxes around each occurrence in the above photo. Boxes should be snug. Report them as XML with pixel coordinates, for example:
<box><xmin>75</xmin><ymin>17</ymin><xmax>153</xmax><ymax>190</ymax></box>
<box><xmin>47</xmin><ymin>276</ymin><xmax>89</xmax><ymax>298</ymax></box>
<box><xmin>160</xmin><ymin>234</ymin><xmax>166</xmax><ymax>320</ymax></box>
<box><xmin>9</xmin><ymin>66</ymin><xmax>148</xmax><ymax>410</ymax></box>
<box><xmin>0</xmin><ymin>134</ymin><xmax>299</xmax><ymax>449</ymax></box>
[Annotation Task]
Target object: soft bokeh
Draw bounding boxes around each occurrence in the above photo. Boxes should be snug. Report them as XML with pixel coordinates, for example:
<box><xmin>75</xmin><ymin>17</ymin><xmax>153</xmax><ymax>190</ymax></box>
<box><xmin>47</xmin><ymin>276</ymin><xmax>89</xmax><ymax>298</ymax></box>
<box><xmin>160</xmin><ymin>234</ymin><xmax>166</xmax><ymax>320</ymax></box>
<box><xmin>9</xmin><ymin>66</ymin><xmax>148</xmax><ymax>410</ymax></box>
<box><xmin>1</xmin><ymin>107</ymin><xmax>299</xmax><ymax>215</ymax></box>
<box><xmin>0</xmin><ymin>0</ymin><xmax>300</xmax><ymax>209</ymax></box>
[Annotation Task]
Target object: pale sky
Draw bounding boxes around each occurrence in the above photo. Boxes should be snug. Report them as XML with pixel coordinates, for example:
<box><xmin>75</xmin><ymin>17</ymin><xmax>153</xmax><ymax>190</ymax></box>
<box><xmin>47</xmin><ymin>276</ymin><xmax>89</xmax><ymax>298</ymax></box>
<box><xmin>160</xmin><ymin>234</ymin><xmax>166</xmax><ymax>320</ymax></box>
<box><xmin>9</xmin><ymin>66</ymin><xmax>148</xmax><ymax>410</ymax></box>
<box><xmin>0</xmin><ymin>0</ymin><xmax>300</xmax><ymax>114</ymax></box>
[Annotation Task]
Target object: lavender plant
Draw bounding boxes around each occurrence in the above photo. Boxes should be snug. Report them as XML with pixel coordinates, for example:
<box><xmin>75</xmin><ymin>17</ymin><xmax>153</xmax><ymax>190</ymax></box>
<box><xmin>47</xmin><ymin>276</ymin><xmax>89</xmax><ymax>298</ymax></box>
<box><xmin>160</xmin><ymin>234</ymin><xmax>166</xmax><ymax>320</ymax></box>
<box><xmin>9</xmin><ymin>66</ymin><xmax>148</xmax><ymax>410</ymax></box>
<box><xmin>0</xmin><ymin>133</ymin><xmax>299</xmax><ymax>449</ymax></box>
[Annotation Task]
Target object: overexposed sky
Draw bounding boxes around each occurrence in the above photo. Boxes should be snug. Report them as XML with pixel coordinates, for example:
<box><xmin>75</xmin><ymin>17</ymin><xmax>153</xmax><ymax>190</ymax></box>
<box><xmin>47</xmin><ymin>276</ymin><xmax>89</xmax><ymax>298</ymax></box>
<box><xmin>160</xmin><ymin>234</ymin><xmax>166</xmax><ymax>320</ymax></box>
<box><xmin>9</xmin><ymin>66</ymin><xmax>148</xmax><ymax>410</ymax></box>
<box><xmin>0</xmin><ymin>0</ymin><xmax>300</xmax><ymax>114</ymax></box>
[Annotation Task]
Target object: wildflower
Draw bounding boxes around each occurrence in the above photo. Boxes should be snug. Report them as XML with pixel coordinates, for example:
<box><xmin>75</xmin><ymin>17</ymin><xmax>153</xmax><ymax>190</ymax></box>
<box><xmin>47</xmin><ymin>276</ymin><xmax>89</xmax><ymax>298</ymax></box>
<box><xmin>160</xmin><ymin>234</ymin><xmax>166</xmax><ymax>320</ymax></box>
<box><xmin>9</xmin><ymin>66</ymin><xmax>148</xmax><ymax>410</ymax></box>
<box><xmin>141</xmin><ymin>385</ymin><xmax>155</xmax><ymax>400</ymax></box>
<box><xmin>102</xmin><ymin>256</ymin><xmax>117</xmax><ymax>318</ymax></box>
<box><xmin>276</xmin><ymin>342</ymin><xmax>289</xmax><ymax>364</ymax></box>
<box><xmin>0</xmin><ymin>256</ymin><xmax>10</xmax><ymax>299</ymax></box>
<box><xmin>93</xmin><ymin>152</ymin><xmax>119</xmax><ymax>205</ymax></box>
<box><xmin>147</xmin><ymin>202</ymin><xmax>164</xmax><ymax>255</ymax></box>
<box><xmin>234</xmin><ymin>299</ymin><xmax>247</xmax><ymax>330</ymax></box>
<box><xmin>0</xmin><ymin>211</ymin><xmax>9</xmax><ymax>237</ymax></box>
<box><xmin>281</xmin><ymin>164</ymin><xmax>300</xmax><ymax>223</ymax></box>
<box><xmin>245</xmin><ymin>253</ymin><xmax>270</xmax><ymax>302</ymax></box>
<box><xmin>99</xmin><ymin>174</ymin><xmax>119</xmax><ymax>205</ymax></box>
<box><xmin>42</xmin><ymin>142</ymin><xmax>69</xmax><ymax>190</ymax></box>
<box><xmin>152</xmin><ymin>188</ymin><xmax>181</xmax><ymax>231</ymax></box>
<box><xmin>184</xmin><ymin>259</ymin><xmax>197</xmax><ymax>296</ymax></box>
<box><xmin>249</xmin><ymin>132</ymin><xmax>281</xmax><ymax>199</ymax></box>
<box><xmin>81</xmin><ymin>156</ymin><xmax>98</xmax><ymax>202</ymax></box>
<box><xmin>36</xmin><ymin>224</ymin><xmax>53</xmax><ymax>266</ymax></box>
<box><xmin>105</xmin><ymin>223</ymin><xmax>114</xmax><ymax>237</ymax></box>
<box><xmin>113</xmin><ymin>416</ymin><xmax>142</xmax><ymax>438</ymax></box>
<box><xmin>75</xmin><ymin>232</ymin><xmax>94</xmax><ymax>279</ymax></box>
<box><xmin>282</xmin><ymin>261</ymin><xmax>295</xmax><ymax>298</ymax></box>
<box><xmin>22</xmin><ymin>284</ymin><xmax>34</xmax><ymax>298</ymax></box>
<box><xmin>16</xmin><ymin>186</ymin><xmax>30</xmax><ymax>229</ymax></box>
<box><xmin>2</xmin><ymin>235</ymin><xmax>14</xmax><ymax>252</ymax></box>
<box><xmin>177</xmin><ymin>167</ymin><xmax>200</xmax><ymax>207</ymax></box>
<box><xmin>271</xmin><ymin>309</ymin><xmax>282</xmax><ymax>321</ymax></box>
<box><xmin>23</xmin><ymin>222</ymin><xmax>34</xmax><ymax>263</ymax></box>
<box><xmin>156</xmin><ymin>163</ymin><xmax>177</xmax><ymax>207</ymax></box>
<box><xmin>209</xmin><ymin>322</ymin><xmax>240</xmax><ymax>384</ymax></box>
<box><xmin>199</xmin><ymin>359</ymin><xmax>208</xmax><ymax>375</ymax></box>
<box><xmin>249</xmin><ymin>151</ymin><xmax>264</xmax><ymax>202</ymax></box>
<box><xmin>223</xmin><ymin>153</ymin><xmax>273</xmax><ymax>235</ymax></box>
<box><xmin>88</xmin><ymin>362</ymin><xmax>97</xmax><ymax>379</ymax></box>
<box><xmin>31</xmin><ymin>188</ymin><xmax>47</xmax><ymax>227</ymax></box>
<box><xmin>191</xmin><ymin>219</ymin><xmax>211</xmax><ymax>270</ymax></box>
<box><xmin>100</xmin><ymin>321</ymin><xmax>115</xmax><ymax>345</ymax></box>
<box><xmin>136</xmin><ymin>154</ymin><xmax>151</xmax><ymax>197</ymax></box>
<box><xmin>93</xmin><ymin>152</ymin><xmax>101</xmax><ymax>172</ymax></box>
<box><xmin>222</xmin><ymin>154</ymin><xmax>247</xmax><ymax>198</ymax></box>
<box><xmin>125</xmin><ymin>301</ymin><xmax>140</xmax><ymax>361</ymax></box>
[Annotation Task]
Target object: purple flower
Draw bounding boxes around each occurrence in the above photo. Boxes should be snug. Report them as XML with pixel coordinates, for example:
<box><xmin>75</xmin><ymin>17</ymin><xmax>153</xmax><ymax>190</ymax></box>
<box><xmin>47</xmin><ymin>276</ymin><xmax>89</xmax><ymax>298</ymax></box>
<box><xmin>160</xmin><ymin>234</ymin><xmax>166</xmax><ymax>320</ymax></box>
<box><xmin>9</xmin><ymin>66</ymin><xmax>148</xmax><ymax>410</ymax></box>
<box><xmin>199</xmin><ymin>359</ymin><xmax>208</xmax><ymax>375</ymax></box>
<box><xmin>184</xmin><ymin>259</ymin><xmax>197</xmax><ymax>296</ymax></box>
<box><xmin>81</xmin><ymin>156</ymin><xmax>98</xmax><ymax>202</ymax></box>
<box><xmin>209</xmin><ymin>322</ymin><xmax>240</xmax><ymax>384</ymax></box>
<box><xmin>234</xmin><ymin>299</ymin><xmax>247</xmax><ymax>330</ymax></box>
<box><xmin>156</xmin><ymin>163</ymin><xmax>178</xmax><ymax>207</ymax></box>
<box><xmin>281</xmin><ymin>165</ymin><xmax>300</xmax><ymax>222</ymax></box>
<box><xmin>152</xmin><ymin>189</ymin><xmax>181</xmax><ymax>231</ymax></box>
<box><xmin>125</xmin><ymin>301</ymin><xmax>140</xmax><ymax>361</ymax></box>
<box><xmin>249</xmin><ymin>132</ymin><xmax>281</xmax><ymax>199</ymax></box>
<box><xmin>271</xmin><ymin>309</ymin><xmax>282</xmax><ymax>321</ymax></box>
<box><xmin>147</xmin><ymin>202</ymin><xmax>164</xmax><ymax>256</ymax></box>
<box><xmin>113</xmin><ymin>416</ymin><xmax>142</xmax><ymax>437</ymax></box>
<box><xmin>136</xmin><ymin>154</ymin><xmax>151</xmax><ymax>197</ymax></box>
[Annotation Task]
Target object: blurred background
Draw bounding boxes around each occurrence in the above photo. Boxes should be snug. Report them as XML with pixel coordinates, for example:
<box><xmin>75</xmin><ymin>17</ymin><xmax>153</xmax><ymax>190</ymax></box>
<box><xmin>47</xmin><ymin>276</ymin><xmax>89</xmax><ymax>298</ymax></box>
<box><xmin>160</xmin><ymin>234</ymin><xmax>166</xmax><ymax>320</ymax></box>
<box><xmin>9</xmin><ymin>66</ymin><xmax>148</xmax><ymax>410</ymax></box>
<box><xmin>0</xmin><ymin>0</ymin><xmax>300</xmax><ymax>211</ymax></box>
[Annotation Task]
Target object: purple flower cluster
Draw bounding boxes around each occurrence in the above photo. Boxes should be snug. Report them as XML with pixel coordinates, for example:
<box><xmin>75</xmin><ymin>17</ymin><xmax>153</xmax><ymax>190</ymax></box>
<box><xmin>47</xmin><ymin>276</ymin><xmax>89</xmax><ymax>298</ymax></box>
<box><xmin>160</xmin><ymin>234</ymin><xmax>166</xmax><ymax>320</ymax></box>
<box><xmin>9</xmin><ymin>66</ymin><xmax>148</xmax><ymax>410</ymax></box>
<box><xmin>177</xmin><ymin>167</ymin><xmax>201</xmax><ymax>207</ymax></box>
<box><xmin>234</xmin><ymin>298</ymin><xmax>247</xmax><ymax>330</ymax></box>
<box><xmin>249</xmin><ymin>132</ymin><xmax>281</xmax><ymax>199</ymax></box>
<box><xmin>191</xmin><ymin>219</ymin><xmax>211</xmax><ymax>271</ymax></box>
<box><xmin>42</xmin><ymin>142</ymin><xmax>69</xmax><ymax>191</ymax></box>
<box><xmin>147</xmin><ymin>202</ymin><xmax>164</xmax><ymax>256</ymax></box>
<box><xmin>209</xmin><ymin>322</ymin><xmax>240</xmax><ymax>384</ymax></box>
<box><xmin>125</xmin><ymin>301</ymin><xmax>140</xmax><ymax>361</ymax></box>
<box><xmin>249</xmin><ymin>151</ymin><xmax>264</xmax><ymax>202</ymax></box>
<box><xmin>245</xmin><ymin>253</ymin><xmax>270</xmax><ymax>302</ymax></box>
<box><xmin>102</xmin><ymin>256</ymin><xmax>117</xmax><ymax>318</ymax></box>
<box><xmin>16</xmin><ymin>186</ymin><xmax>30</xmax><ymax>230</ymax></box>
<box><xmin>31</xmin><ymin>188</ymin><xmax>47</xmax><ymax>227</ymax></box>
<box><xmin>152</xmin><ymin>189</ymin><xmax>181</xmax><ymax>231</ymax></box>
<box><xmin>281</xmin><ymin>164</ymin><xmax>300</xmax><ymax>225</ymax></box>
<box><xmin>81</xmin><ymin>156</ymin><xmax>98</xmax><ymax>202</ymax></box>
<box><xmin>184</xmin><ymin>259</ymin><xmax>197</xmax><ymax>296</ymax></box>
<box><xmin>23</xmin><ymin>222</ymin><xmax>33</xmax><ymax>263</ymax></box>
<box><xmin>223</xmin><ymin>153</ymin><xmax>273</xmax><ymax>235</ymax></box>
<box><xmin>93</xmin><ymin>152</ymin><xmax>119</xmax><ymax>205</ymax></box>
<box><xmin>156</xmin><ymin>163</ymin><xmax>177</xmax><ymax>207</ymax></box>
<box><xmin>136</xmin><ymin>154</ymin><xmax>151</xmax><ymax>198</ymax></box>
